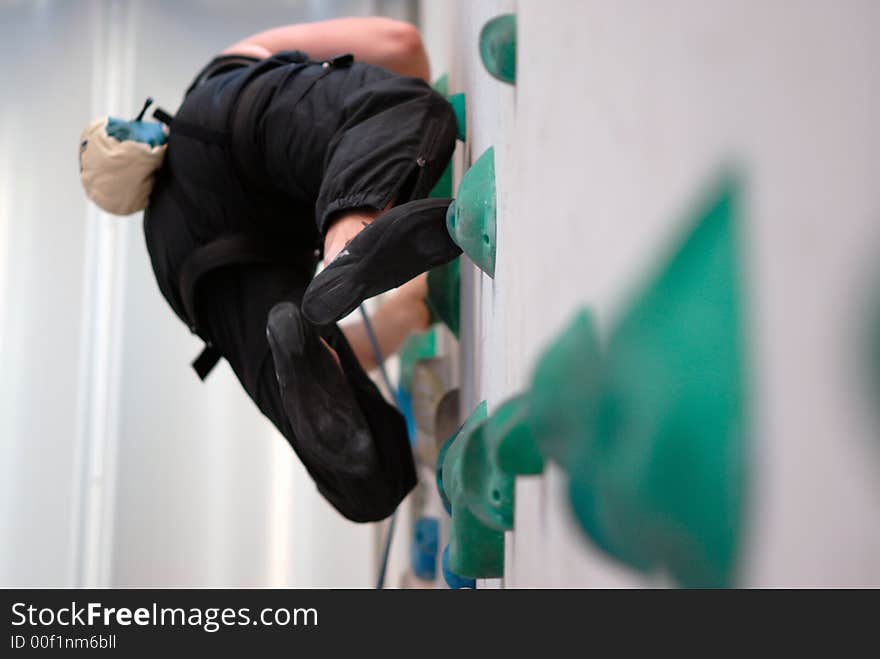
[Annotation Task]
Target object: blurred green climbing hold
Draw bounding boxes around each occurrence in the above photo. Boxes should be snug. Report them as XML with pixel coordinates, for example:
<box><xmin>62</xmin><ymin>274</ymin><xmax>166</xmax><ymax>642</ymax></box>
<box><xmin>486</xmin><ymin>393</ymin><xmax>544</xmax><ymax>476</ymax></box>
<box><xmin>568</xmin><ymin>172</ymin><xmax>748</xmax><ymax>588</ymax></box>
<box><xmin>426</xmin><ymin>257</ymin><xmax>460</xmax><ymax>338</ymax></box>
<box><xmin>446</xmin><ymin>146</ymin><xmax>496</xmax><ymax>277</ymax></box>
<box><xmin>528</xmin><ymin>309</ymin><xmax>602</xmax><ymax>472</ymax></box>
<box><xmin>479</xmin><ymin>14</ymin><xmax>516</xmax><ymax>85</ymax></box>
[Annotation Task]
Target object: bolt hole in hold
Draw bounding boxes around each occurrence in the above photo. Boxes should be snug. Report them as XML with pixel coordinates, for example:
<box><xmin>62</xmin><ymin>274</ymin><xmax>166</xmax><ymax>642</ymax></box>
<box><xmin>482</xmin><ymin>234</ymin><xmax>490</xmax><ymax>245</ymax></box>
<box><xmin>491</xmin><ymin>488</ymin><xmax>501</xmax><ymax>503</ymax></box>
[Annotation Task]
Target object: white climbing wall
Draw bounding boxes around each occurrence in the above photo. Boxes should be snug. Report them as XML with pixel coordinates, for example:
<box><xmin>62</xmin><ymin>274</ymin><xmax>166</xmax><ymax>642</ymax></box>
<box><xmin>423</xmin><ymin>0</ymin><xmax>880</xmax><ymax>587</ymax></box>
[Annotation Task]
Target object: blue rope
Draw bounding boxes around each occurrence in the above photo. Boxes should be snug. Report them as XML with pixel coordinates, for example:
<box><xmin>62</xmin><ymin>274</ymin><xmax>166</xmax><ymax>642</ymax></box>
<box><xmin>359</xmin><ymin>306</ymin><xmax>399</xmax><ymax>406</ymax></box>
<box><xmin>359</xmin><ymin>304</ymin><xmax>404</xmax><ymax>590</ymax></box>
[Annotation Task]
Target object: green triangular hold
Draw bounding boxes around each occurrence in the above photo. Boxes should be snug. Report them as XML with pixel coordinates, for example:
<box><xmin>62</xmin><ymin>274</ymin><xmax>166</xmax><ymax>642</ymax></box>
<box><xmin>448</xmin><ymin>93</ymin><xmax>466</xmax><ymax>142</ymax></box>
<box><xmin>432</xmin><ymin>73</ymin><xmax>449</xmax><ymax>97</ymax></box>
<box><xmin>426</xmin><ymin>257</ymin><xmax>460</xmax><ymax>338</ymax></box>
<box><xmin>429</xmin><ymin>75</ymin><xmax>453</xmax><ymax>199</ymax></box>
<box><xmin>428</xmin><ymin>75</ymin><xmax>464</xmax><ymax>199</ymax></box>
<box><xmin>432</xmin><ymin>73</ymin><xmax>466</xmax><ymax>143</ymax></box>
<box><xmin>569</xmin><ymin>173</ymin><xmax>747</xmax><ymax>588</ymax></box>
<box><xmin>479</xmin><ymin>14</ymin><xmax>517</xmax><ymax>85</ymax></box>
<box><xmin>528</xmin><ymin>309</ymin><xmax>602</xmax><ymax>471</ymax></box>
<box><xmin>429</xmin><ymin>160</ymin><xmax>453</xmax><ymax>199</ymax></box>
<box><xmin>447</xmin><ymin>147</ymin><xmax>496</xmax><ymax>277</ymax></box>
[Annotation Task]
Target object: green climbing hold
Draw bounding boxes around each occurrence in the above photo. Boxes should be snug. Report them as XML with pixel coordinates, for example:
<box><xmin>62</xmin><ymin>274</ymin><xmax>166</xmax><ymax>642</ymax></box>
<box><xmin>460</xmin><ymin>416</ymin><xmax>515</xmax><ymax>531</ymax></box>
<box><xmin>447</xmin><ymin>501</ymin><xmax>505</xmax><ymax>579</ymax></box>
<box><xmin>448</xmin><ymin>93</ymin><xmax>466</xmax><ymax>142</ymax></box>
<box><xmin>428</xmin><ymin>76</ymin><xmax>464</xmax><ymax>199</ymax></box>
<box><xmin>429</xmin><ymin>160</ymin><xmax>453</xmax><ymax>199</ymax></box>
<box><xmin>439</xmin><ymin>402</ymin><xmax>488</xmax><ymax>507</ymax></box>
<box><xmin>432</xmin><ymin>73</ymin><xmax>466</xmax><ymax>142</ymax></box>
<box><xmin>446</xmin><ymin>147</ymin><xmax>496</xmax><ymax>277</ymax></box>
<box><xmin>479</xmin><ymin>14</ymin><xmax>516</xmax><ymax>85</ymax></box>
<box><xmin>485</xmin><ymin>394</ymin><xmax>544</xmax><ymax>476</ymax></box>
<box><xmin>437</xmin><ymin>400</ymin><xmax>487</xmax><ymax>515</ymax></box>
<box><xmin>440</xmin><ymin>402</ymin><xmax>505</xmax><ymax>578</ymax></box>
<box><xmin>429</xmin><ymin>75</ymin><xmax>453</xmax><ymax>199</ymax></box>
<box><xmin>426</xmin><ymin>257</ymin><xmax>460</xmax><ymax>338</ymax></box>
<box><xmin>432</xmin><ymin>73</ymin><xmax>449</xmax><ymax>97</ymax></box>
<box><xmin>436</xmin><ymin>434</ymin><xmax>455</xmax><ymax>516</ymax></box>
<box><xmin>397</xmin><ymin>329</ymin><xmax>438</xmax><ymax>395</ymax></box>
<box><xmin>568</xmin><ymin>173</ymin><xmax>748</xmax><ymax>588</ymax></box>
<box><xmin>528</xmin><ymin>309</ymin><xmax>602</xmax><ymax>471</ymax></box>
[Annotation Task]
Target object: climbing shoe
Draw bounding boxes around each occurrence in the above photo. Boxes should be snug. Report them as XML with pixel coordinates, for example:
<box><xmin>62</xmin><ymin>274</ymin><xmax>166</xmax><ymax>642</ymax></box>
<box><xmin>266</xmin><ymin>301</ymin><xmax>377</xmax><ymax>476</ymax></box>
<box><xmin>447</xmin><ymin>147</ymin><xmax>496</xmax><ymax>277</ymax></box>
<box><xmin>303</xmin><ymin>197</ymin><xmax>462</xmax><ymax>326</ymax></box>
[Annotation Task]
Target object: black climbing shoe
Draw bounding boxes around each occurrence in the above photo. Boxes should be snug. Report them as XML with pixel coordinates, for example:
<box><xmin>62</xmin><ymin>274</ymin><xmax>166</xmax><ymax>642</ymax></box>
<box><xmin>266</xmin><ymin>301</ymin><xmax>377</xmax><ymax>476</ymax></box>
<box><xmin>302</xmin><ymin>197</ymin><xmax>462</xmax><ymax>326</ymax></box>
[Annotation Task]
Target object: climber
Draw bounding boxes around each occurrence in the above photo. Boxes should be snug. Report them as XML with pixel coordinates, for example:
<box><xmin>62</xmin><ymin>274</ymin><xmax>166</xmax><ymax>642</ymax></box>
<box><xmin>77</xmin><ymin>17</ymin><xmax>462</xmax><ymax>522</ymax></box>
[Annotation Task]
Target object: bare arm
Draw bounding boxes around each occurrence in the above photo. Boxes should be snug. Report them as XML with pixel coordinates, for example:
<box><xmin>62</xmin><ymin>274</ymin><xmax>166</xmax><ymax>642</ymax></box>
<box><xmin>223</xmin><ymin>17</ymin><xmax>430</xmax><ymax>80</ymax></box>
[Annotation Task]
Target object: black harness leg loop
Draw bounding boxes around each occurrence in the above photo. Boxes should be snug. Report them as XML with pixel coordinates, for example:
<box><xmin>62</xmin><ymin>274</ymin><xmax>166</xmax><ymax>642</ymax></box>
<box><xmin>176</xmin><ymin>228</ymin><xmax>316</xmax><ymax>382</ymax></box>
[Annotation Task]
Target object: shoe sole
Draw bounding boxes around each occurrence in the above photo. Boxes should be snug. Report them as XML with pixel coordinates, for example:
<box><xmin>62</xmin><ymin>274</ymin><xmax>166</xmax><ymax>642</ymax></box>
<box><xmin>266</xmin><ymin>301</ymin><xmax>377</xmax><ymax>477</ymax></box>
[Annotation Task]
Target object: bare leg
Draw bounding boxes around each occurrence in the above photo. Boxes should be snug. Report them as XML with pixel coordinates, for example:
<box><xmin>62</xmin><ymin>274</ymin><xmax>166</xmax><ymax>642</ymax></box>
<box><xmin>324</xmin><ymin>207</ymin><xmax>385</xmax><ymax>264</ymax></box>
<box><xmin>341</xmin><ymin>274</ymin><xmax>430</xmax><ymax>372</ymax></box>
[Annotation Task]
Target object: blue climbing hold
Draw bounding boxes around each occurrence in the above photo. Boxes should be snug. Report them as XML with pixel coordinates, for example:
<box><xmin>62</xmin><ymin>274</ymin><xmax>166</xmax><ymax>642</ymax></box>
<box><xmin>411</xmin><ymin>517</ymin><xmax>440</xmax><ymax>581</ymax></box>
<box><xmin>442</xmin><ymin>544</ymin><xmax>476</xmax><ymax>589</ymax></box>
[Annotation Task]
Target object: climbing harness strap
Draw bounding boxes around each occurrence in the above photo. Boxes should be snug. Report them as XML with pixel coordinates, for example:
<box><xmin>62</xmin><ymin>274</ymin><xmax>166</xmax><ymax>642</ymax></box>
<box><xmin>176</xmin><ymin>229</ymin><xmax>314</xmax><ymax>381</ymax></box>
